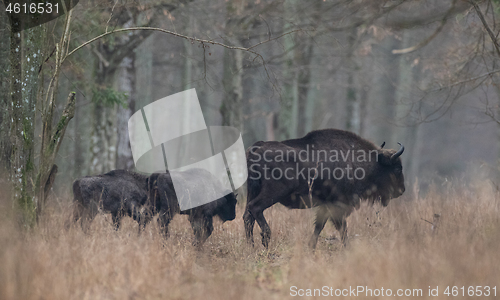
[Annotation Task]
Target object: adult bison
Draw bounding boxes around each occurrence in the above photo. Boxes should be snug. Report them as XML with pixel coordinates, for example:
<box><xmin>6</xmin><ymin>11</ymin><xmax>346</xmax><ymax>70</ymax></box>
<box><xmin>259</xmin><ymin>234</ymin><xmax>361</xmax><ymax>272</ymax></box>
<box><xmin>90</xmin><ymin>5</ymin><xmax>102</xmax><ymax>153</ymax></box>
<box><xmin>71</xmin><ymin>169</ymin><xmax>151</xmax><ymax>231</ymax></box>
<box><xmin>148</xmin><ymin>168</ymin><xmax>238</xmax><ymax>246</ymax></box>
<box><xmin>244</xmin><ymin>129</ymin><xmax>405</xmax><ymax>249</ymax></box>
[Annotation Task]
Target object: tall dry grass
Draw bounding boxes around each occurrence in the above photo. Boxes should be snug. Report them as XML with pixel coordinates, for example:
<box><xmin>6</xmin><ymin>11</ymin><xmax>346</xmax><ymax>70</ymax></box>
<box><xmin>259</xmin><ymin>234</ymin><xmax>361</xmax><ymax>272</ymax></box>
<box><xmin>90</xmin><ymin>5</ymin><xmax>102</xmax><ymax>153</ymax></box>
<box><xmin>0</xmin><ymin>178</ymin><xmax>499</xmax><ymax>299</ymax></box>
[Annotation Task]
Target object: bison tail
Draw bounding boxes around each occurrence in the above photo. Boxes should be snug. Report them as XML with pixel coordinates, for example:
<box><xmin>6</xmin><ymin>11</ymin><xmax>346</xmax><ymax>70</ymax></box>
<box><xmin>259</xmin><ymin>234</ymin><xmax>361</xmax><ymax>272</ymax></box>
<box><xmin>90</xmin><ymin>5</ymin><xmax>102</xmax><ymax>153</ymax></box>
<box><xmin>246</xmin><ymin>145</ymin><xmax>264</xmax><ymax>201</ymax></box>
<box><xmin>246</xmin><ymin>173</ymin><xmax>261</xmax><ymax>201</ymax></box>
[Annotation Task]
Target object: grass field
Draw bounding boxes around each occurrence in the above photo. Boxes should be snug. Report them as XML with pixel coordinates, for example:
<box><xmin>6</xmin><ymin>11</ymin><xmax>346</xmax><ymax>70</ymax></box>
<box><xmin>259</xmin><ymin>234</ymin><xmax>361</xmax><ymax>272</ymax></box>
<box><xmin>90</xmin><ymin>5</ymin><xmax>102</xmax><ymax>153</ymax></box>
<box><xmin>1</xmin><ymin>179</ymin><xmax>499</xmax><ymax>299</ymax></box>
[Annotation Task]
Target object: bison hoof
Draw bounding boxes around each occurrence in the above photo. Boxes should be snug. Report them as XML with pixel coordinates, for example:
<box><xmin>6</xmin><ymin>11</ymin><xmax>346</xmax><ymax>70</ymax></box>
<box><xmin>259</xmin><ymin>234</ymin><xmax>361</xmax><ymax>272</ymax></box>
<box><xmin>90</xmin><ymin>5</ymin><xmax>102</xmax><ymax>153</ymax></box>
<box><xmin>245</xmin><ymin>238</ymin><xmax>255</xmax><ymax>247</ymax></box>
<box><xmin>308</xmin><ymin>241</ymin><xmax>318</xmax><ymax>250</ymax></box>
<box><xmin>260</xmin><ymin>232</ymin><xmax>270</xmax><ymax>248</ymax></box>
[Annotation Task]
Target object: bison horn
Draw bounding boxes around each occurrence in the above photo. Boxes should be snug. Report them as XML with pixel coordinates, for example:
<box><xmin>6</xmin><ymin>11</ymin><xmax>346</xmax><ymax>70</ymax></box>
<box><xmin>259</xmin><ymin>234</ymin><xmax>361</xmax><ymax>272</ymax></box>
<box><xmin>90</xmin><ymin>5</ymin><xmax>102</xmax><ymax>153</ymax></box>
<box><xmin>380</xmin><ymin>141</ymin><xmax>386</xmax><ymax>149</ymax></box>
<box><xmin>391</xmin><ymin>142</ymin><xmax>404</xmax><ymax>162</ymax></box>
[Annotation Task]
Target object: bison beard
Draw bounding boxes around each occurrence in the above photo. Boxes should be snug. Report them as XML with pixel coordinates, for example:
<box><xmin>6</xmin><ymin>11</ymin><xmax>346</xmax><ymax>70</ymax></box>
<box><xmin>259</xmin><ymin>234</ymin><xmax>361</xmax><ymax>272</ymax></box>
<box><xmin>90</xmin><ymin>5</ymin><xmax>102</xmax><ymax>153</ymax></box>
<box><xmin>244</xmin><ymin>129</ymin><xmax>405</xmax><ymax>249</ymax></box>
<box><xmin>147</xmin><ymin>168</ymin><xmax>238</xmax><ymax>247</ymax></box>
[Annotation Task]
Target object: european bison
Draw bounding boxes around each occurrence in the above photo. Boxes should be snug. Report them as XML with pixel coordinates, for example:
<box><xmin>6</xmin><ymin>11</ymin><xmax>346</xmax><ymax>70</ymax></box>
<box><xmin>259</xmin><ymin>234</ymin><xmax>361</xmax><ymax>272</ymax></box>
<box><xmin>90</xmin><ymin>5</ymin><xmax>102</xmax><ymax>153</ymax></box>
<box><xmin>148</xmin><ymin>168</ymin><xmax>238</xmax><ymax>246</ymax></box>
<box><xmin>244</xmin><ymin>129</ymin><xmax>405</xmax><ymax>249</ymax></box>
<box><xmin>71</xmin><ymin>169</ymin><xmax>151</xmax><ymax>231</ymax></box>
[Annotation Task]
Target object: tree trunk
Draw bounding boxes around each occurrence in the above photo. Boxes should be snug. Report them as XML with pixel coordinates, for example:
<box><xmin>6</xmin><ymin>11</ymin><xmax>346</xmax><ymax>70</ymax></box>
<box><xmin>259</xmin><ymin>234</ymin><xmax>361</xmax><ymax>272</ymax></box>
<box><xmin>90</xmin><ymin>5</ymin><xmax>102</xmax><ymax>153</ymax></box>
<box><xmin>220</xmin><ymin>0</ymin><xmax>244</xmax><ymax>130</ymax></box>
<box><xmin>371</xmin><ymin>36</ymin><xmax>400</xmax><ymax>146</ymax></box>
<box><xmin>345</xmin><ymin>27</ymin><xmax>360</xmax><ymax>134</ymax></box>
<box><xmin>73</xmin><ymin>100</ymin><xmax>84</xmax><ymax>179</ymax></box>
<box><xmin>115</xmin><ymin>53</ymin><xmax>136</xmax><ymax>170</ymax></box>
<box><xmin>277</xmin><ymin>0</ymin><xmax>299</xmax><ymax>140</ymax></box>
<box><xmin>296</xmin><ymin>30</ymin><xmax>315</xmax><ymax>137</ymax></box>
<box><xmin>0</xmin><ymin>11</ymin><xmax>11</xmax><ymax>177</ymax></box>
<box><xmin>90</xmin><ymin>99</ymin><xmax>117</xmax><ymax>174</ymax></box>
<box><xmin>10</xmin><ymin>27</ymin><xmax>30</xmax><ymax>214</ymax></box>
<box><xmin>358</xmin><ymin>85</ymin><xmax>369</xmax><ymax>137</ymax></box>
<box><xmin>394</xmin><ymin>30</ymin><xmax>422</xmax><ymax>195</ymax></box>
<box><xmin>89</xmin><ymin>42</ymin><xmax>118</xmax><ymax>175</ymax></box>
<box><xmin>36</xmin><ymin>92</ymin><xmax>76</xmax><ymax>218</ymax></box>
<box><xmin>297</xmin><ymin>1</ymin><xmax>323</xmax><ymax>136</ymax></box>
<box><xmin>36</xmin><ymin>10</ymin><xmax>76</xmax><ymax>220</ymax></box>
<box><xmin>89</xmin><ymin>17</ymin><xmax>155</xmax><ymax>174</ymax></box>
<box><xmin>182</xmin><ymin>13</ymin><xmax>195</xmax><ymax>137</ymax></box>
<box><xmin>9</xmin><ymin>24</ymin><xmax>43</xmax><ymax>224</ymax></box>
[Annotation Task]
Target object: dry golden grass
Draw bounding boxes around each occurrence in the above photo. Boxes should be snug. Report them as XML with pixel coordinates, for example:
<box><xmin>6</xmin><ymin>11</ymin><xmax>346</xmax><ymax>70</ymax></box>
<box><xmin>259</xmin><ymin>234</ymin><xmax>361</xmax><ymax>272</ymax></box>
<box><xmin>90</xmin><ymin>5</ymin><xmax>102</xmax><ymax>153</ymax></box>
<box><xmin>1</xmin><ymin>179</ymin><xmax>499</xmax><ymax>299</ymax></box>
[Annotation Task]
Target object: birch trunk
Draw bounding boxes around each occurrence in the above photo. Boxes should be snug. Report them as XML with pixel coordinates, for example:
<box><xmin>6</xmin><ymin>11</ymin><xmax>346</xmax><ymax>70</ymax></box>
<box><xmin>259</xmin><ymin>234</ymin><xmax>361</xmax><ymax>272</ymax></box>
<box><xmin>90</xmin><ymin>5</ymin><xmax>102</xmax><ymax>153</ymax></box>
<box><xmin>0</xmin><ymin>11</ymin><xmax>10</xmax><ymax>176</ymax></box>
<box><xmin>89</xmin><ymin>42</ymin><xmax>118</xmax><ymax>175</ymax></box>
<box><xmin>9</xmin><ymin>24</ymin><xmax>43</xmax><ymax>223</ymax></box>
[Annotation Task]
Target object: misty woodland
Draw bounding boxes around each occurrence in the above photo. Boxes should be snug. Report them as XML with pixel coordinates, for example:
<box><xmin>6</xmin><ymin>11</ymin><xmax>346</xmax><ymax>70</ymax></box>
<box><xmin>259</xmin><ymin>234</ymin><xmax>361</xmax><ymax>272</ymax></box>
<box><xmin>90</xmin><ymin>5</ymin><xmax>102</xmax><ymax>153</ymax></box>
<box><xmin>1</xmin><ymin>1</ymin><xmax>500</xmax><ymax>299</ymax></box>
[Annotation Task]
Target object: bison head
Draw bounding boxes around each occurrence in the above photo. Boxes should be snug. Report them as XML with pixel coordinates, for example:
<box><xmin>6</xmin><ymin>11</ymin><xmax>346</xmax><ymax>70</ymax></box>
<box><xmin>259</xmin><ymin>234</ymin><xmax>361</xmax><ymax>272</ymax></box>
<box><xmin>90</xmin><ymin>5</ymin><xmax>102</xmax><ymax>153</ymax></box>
<box><xmin>373</xmin><ymin>142</ymin><xmax>405</xmax><ymax>206</ymax></box>
<box><xmin>214</xmin><ymin>191</ymin><xmax>238</xmax><ymax>222</ymax></box>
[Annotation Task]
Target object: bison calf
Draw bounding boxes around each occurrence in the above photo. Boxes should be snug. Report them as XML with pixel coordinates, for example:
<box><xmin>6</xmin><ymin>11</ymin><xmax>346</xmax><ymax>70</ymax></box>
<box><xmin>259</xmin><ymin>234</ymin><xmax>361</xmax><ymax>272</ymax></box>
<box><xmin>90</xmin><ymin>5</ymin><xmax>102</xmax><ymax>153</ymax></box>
<box><xmin>71</xmin><ymin>169</ymin><xmax>151</xmax><ymax>231</ymax></box>
<box><xmin>148</xmin><ymin>168</ymin><xmax>238</xmax><ymax>247</ymax></box>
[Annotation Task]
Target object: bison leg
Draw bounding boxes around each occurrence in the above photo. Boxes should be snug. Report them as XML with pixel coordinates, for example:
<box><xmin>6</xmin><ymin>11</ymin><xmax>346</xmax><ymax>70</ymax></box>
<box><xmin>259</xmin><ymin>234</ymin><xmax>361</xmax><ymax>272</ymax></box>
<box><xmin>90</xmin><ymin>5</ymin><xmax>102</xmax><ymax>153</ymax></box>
<box><xmin>64</xmin><ymin>202</ymin><xmax>83</xmax><ymax>231</ymax></box>
<box><xmin>332</xmin><ymin>217</ymin><xmax>348</xmax><ymax>246</ymax></box>
<box><xmin>78</xmin><ymin>202</ymin><xmax>98</xmax><ymax>233</ymax></box>
<box><xmin>308</xmin><ymin>207</ymin><xmax>330</xmax><ymax>249</ymax></box>
<box><xmin>111</xmin><ymin>211</ymin><xmax>123</xmax><ymax>230</ymax></box>
<box><xmin>243</xmin><ymin>209</ymin><xmax>256</xmax><ymax>246</ymax></box>
<box><xmin>246</xmin><ymin>182</ymin><xmax>295</xmax><ymax>248</ymax></box>
<box><xmin>190</xmin><ymin>216</ymin><xmax>213</xmax><ymax>247</ymax></box>
<box><xmin>157</xmin><ymin>212</ymin><xmax>172</xmax><ymax>239</ymax></box>
<box><xmin>246</xmin><ymin>191</ymin><xmax>291</xmax><ymax>249</ymax></box>
<box><xmin>254</xmin><ymin>211</ymin><xmax>271</xmax><ymax>249</ymax></box>
<box><xmin>127</xmin><ymin>203</ymin><xmax>152</xmax><ymax>235</ymax></box>
<box><xmin>136</xmin><ymin>209</ymin><xmax>153</xmax><ymax>235</ymax></box>
<box><xmin>71</xmin><ymin>202</ymin><xmax>84</xmax><ymax>225</ymax></box>
<box><xmin>245</xmin><ymin>200</ymin><xmax>271</xmax><ymax>248</ymax></box>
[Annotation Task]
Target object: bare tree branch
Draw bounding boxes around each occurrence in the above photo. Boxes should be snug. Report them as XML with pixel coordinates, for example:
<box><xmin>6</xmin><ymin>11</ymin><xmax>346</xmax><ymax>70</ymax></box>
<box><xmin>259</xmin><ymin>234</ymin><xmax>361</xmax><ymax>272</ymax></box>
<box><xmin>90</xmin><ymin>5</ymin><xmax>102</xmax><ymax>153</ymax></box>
<box><xmin>429</xmin><ymin>68</ymin><xmax>500</xmax><ymax>92</ymax></box>
<box><xmin>63</xmin><ymin>26</ymin><xmax>304</xmax><ymax>95</ymax></box>
<box><xmin>247</xmin><ymin>28</ymin><xmax>307</xmax><ymax>51</ymax></box>
<box><xmin>65</xmin><ymin>27</ymin><xmax>302</xmax><ymax>60</ymax></box>
<box><xmin>392</xmin><ymin>0</ymin><xmax>459</xmax><ymax>55</ymax></box>
<box><xmin>91</xmin><ymin>46</ymin><xmax>110</xmax><ymax>67</ymax></box>
<box><xmin>471</xmin><ymin>0</ymin><xmax>500</xmax><ymax>57</ymax></box>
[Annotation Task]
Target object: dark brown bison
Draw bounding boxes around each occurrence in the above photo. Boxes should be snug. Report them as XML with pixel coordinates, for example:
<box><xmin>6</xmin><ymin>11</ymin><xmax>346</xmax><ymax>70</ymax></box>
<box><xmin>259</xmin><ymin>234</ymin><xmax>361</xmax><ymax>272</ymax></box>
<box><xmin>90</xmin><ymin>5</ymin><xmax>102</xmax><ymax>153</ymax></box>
<box><xmin>244</xmin><ymin>129</ymin><xmax>405</xmax><ymax>249</ymax></box>
<box><xmin>148</xmin><ymin>168</ymin><xmax>238</xmax><ymax>246</ymax></box>
<box><xmin>71</xmin><ymin>169</ymin><xmax>150</xmax><ymax>231</ymax></box>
